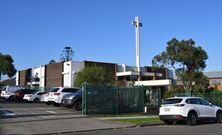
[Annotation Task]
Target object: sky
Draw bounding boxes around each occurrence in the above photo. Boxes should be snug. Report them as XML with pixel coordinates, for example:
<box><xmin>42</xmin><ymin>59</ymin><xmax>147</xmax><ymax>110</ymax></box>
<box><xmin>1</xmin><ymin>0</ymin><xmax>222</xmax><ymax>74</ymax></box>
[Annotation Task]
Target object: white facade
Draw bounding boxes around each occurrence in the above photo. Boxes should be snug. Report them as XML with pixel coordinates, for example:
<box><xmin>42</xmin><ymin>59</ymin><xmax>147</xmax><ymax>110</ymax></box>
<box><xmin>15</xmin><ymin>72</ymin><xmax>19</xmax><ymax>86</ymax></box>
<box><xmin>28</xmin><ymin>66</ymin><xmax>45</xmax><ymax>87</ymax></box>
<box><xmin>39</xmin><ymin>66</ymin><xmax>45</xmax><ymax>87</ymax></box>
<box><xmin>63</xmin><ymin>61</ymin><xmax>84</xmax><ymax>87</ymax></box>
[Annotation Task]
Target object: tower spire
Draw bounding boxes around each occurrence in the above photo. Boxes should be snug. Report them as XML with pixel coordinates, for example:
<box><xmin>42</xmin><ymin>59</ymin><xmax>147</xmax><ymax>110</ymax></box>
<box><xmin>132</xmin><ymin>16</ymin><xmax>142</xmax><ymax>81</ymax></box>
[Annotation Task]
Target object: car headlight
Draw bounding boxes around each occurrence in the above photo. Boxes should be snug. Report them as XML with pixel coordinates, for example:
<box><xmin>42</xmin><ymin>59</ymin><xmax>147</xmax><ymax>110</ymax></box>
<box><xmin>68</xmin><ymin>95</ymin><xmax>76</xmax><ymax>100</ymax></box>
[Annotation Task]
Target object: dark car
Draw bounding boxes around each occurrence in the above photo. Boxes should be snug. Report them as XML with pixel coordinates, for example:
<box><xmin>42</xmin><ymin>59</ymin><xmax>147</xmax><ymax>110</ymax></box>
<box><xmin>14</xmin><ymin>89</ymin><xmax>37</xmax><ymax>101</ymax></box>
<box><xmin>61</xmin><ymin>90</ymin><xmax>82</xmax><ymax>111</ymax></box>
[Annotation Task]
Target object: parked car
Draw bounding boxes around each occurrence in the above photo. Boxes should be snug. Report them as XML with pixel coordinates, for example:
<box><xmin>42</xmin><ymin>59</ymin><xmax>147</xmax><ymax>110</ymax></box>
<box><xmin>0</xmin><ymin>86</ymin><xmax>24</xmax><ymax>100</ymax></box>
<box><xmin>159</xmin><ymin>97</ymin><xmax>222</xmax><ymax>125</ymax></box>
<box><xmin>61</xmin><ymin>89</ymin><xmax>82</xmax><ymax>111</ymax></box>
<box><xmin>23</xmin><ymin>91</ymin><xmax>46</xmax><ymax>102</ymax></box>
<box><xmin>14</xmin><ymin>89</ymin><xmax>37</xmax><ymax>101</ymax></box>
<box><xmin>47</xmin><ymin>87</ymin><xmax>79</xmax><ymax>106</ymax></box>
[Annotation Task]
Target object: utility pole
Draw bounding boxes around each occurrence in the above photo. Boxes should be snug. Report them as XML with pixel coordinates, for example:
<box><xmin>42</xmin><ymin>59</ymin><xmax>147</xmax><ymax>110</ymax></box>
<box><xmin>132</xmin><ymin>16</ymin><xmax>142</xmax><ymax>81</ymax></box>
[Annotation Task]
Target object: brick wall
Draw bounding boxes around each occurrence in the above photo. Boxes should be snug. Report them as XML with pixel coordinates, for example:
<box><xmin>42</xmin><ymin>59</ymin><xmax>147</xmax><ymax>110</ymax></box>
<box><xmin>45</xmin><ymin>62</ymin><xmax>63</xmax><ymax>87</ymax></box>
<box><xmin>144</xmin><ymin>66</ymin><xmax>167</xmax><ymax>79</ymax></box>
<box><xmin>84</xmin><ymin>61</ymin><xmax>117</xmax><ymax>81</ymax></box>
<box><xmin>19</xmin><ymin>69</ymin><xmax>31</xmax><ymax>86</ymax></box>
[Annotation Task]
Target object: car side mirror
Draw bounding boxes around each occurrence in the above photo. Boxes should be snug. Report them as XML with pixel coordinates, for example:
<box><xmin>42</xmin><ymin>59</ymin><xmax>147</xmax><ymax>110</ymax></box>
<box><xmin>209</xmin><ymin>103</ymin><xmax>213</xmax><ymax>106</ymax></box>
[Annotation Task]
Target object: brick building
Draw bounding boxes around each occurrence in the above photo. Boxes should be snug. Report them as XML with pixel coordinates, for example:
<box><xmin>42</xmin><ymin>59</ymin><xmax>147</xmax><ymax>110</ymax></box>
<box><xmin>16</xmin><ymin>60</ymin><xmax>173</xmax><ymax>88</ymax></box>
<box><xmin>204</xmin><ymin>71</ymin><xmax>222</xmax><ymax>90</ymax></box>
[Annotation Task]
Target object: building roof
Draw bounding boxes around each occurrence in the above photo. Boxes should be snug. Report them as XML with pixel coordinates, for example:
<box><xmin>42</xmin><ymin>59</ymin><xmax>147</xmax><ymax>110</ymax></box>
<box><xmin>204</xmin><ymin>71</ymin><xmax>222</xmax><ymax>79</ymax></box>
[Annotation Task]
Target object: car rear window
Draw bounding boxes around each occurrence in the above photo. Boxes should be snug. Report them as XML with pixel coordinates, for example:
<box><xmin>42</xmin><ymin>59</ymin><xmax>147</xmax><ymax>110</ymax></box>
<box><xmin>37</xmin><ymin>92</ymin><xmax>46</xmax><ymax>95</ymax></box>
<box><xmin>163</xmin><ymin>98</ymin><xmax>183</xmax><ymax>104</ymax></box>
<box><xmin>62</xmin><ymin>88</ymin><xmax>79</xmax><ymax>93</ymax></box>
<box><xmin>51</xmin><ymin>88</ymin><xmax>59</xmax><ymax>92</ymax></box>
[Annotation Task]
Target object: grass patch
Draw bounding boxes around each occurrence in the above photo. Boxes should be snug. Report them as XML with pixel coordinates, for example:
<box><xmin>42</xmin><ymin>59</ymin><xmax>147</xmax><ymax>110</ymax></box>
<box><xmin>112</xmin><ymin>117</ymin><xmax>162</xmax><ymax>125</ymax></box>
<box><xmin>89</xmin><ymin>113</ymin><xmax>145</xmax><ymax>118</ymax></box>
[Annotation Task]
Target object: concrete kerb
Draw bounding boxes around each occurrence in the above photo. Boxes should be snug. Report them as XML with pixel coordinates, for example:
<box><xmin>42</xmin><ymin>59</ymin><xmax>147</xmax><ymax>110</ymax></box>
<box><xmin>96</xmin><ymin>115</ymin><xmax>164</xmax><ymax>128</ymax></box>
<box><xmin>96</xmin><ymin>115</ymin><xmax>159</xmax><ymax>120</ymax></box>
<box><xmin>139</xmin><ymin>122</ymin><xmax>164</xmax><ymax>127</ymax></box>
<box><xmin>32</xmin><ymin>123</ymin><xmax>165</xmax><ymax>135</ymax></box>
<box><xmin>32</xmin><ymin>125</ymin><xmax>138</xmax><ymax>135</ymax></box>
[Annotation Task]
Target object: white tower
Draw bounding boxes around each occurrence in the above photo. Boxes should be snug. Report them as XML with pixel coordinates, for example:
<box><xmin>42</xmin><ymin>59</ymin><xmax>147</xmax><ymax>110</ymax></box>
<box><xmin>132</xmin><ymin>16</ymin><xmax>142</xmax><ymax>81</ymax></box>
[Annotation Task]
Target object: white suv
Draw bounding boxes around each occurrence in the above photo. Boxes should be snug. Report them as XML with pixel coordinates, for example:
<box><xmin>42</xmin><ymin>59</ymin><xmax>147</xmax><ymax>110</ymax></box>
<box><xmin>47</xmin><ymin>87</ymin><xmax>79</xmax><ymax>106</ymax></box>
<box><xmin>159</xmin><ymin>97</ymin><xmax>222</xmax><ymax>125</ymax></box>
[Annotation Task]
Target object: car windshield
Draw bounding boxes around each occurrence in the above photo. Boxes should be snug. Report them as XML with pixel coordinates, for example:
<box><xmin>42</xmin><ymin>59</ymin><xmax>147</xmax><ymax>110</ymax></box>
<box><xmin>1</xmin><ymin>87</ymin><xmax>6</xmax><ymax>91</ymax></box>
<box><xmin>75</xmin><ymin>90</ymin><xmax>82</xmax><ymax>94</ymax></box>
<box><xmin>31</xmin><ymin>91</ymin><xmax>38</xmax><ymax>94</ymax></box>
<box><xmin>163</xmin><ymin>98</ymin><xmax>183</xmax><ymax>104</ymax></box>
<box><xmin>13</xmin><ymin>89</ymin><xmax>22</xmax><ymax>93</ymax></box>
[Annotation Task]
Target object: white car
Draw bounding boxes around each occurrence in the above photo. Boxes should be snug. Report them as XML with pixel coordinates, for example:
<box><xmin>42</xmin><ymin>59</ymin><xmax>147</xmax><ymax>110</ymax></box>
<box><xmin>23</xmin><ymin>91</ymin><xmax>46</xmax><ymax>102</ymax></box>
<box><xmin>159</xmin><ymin>97</ymin><xmax>222</xmax><ymax>125</ymax></box>
<box><xmin>1</xmin><ymin>86</ymin><xmax>24</xmax><ymax>100</ymax></box>
<box><xmin>40</xmin><ymin>92</ymin><xmax>50</xmax><ymax>105</ymax></box>
<box><xmin>47</xmin><ymin>87</ymin><xmax>79</xmax><ymax>106</ymax></box>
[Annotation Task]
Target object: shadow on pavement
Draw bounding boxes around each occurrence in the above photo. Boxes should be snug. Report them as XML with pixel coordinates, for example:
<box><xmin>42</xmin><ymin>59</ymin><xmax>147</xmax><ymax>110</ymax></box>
<box><xmin>0</xmin><ymin>110</ymin><xmax>16</xmax><ymax>119</ymax></box>
<box><xmin>0</xmin><ymin>114</ymin><xmax>86</xmax><ymax>124</ymax></box>
<box><xmin>170</xmin><ymin>121</ymin><xmax>217</xmax><ymax>126</ymax></box>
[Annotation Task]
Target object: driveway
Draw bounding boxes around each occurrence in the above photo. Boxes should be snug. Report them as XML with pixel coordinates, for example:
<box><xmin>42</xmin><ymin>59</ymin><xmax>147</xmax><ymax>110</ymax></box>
<box><xmin>0</xmin><ymin>100</ymin><xmax>131</xmax><ymax>134</ymax></box>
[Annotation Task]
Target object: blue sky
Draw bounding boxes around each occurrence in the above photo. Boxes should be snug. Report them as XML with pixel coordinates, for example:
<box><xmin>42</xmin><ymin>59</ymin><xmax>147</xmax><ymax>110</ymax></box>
<box><xmin>1</xmin><ymin>0</ymin><xmax>222</xmax><ymax>73</ymax></box>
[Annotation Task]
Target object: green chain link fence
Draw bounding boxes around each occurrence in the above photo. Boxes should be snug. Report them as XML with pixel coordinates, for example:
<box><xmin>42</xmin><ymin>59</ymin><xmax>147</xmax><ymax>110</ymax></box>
<box><xmin>30</xmin><ymin>86</ymin><xmax>53</xmax><ymax>92</ymax></box>
<box><xmin>174</xmin><ymin>92</ymin><xmax>222</xmax><ymax>107</ymax></box>
<box><xmin>82</xmin><ymin>84</ymin><xmax>145</xmax><ymax>114</ymax></box>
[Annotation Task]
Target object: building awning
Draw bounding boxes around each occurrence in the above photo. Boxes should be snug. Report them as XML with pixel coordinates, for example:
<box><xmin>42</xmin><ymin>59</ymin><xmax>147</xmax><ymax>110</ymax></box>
<box><xmin>134</xmin><ymin>79</ymin><xmax>171</xmax><ymax>86</ymax></box>
<box><xmin>116</xmin><ymin>71</ymin><xmax>162</xmax><ymax>77</ymax></box>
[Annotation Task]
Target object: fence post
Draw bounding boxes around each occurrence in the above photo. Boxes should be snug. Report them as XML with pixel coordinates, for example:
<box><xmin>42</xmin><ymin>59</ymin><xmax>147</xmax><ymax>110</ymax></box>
<box><xmin>139</xmin><ymin>86</ymin><xmax>144</xmax><ymax>113</ymax></box>
<box><xmin>158</xmin><ymin>88</ymin><xmax>161</xmax><ymax>107</ymax></box>
<box><xmin>82</xmin><ymin>83</ymin><xmax>87</xmax><ymax>115</ymax></box>
<box><xmin>117</xmin><ymin>87</ymin><xmax>119</xmax><ymax>114</ymax></box>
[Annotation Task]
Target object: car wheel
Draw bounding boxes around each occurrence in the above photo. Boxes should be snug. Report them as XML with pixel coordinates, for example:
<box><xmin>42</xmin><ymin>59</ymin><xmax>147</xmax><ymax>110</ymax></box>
<box><xmin>164</xmin><ymin>121</ymin><xmax>174</xmax><ymax>125</ymax></box>
<box><xmin>66</xmin><ymin>105</ymin><xmax>73</xmax><ymax>109</ymax></box>
<box><xmin>33</xmin><ymin>98</ymin><xmax>40</xmax><ymax>103</ymax></box>
<box><xmin>187</xmin><ymin>112</ymin><xmax>197</xmax><ymax>125</ymax></box>
<box><xmin>216</xmin><ymin>111</ymin><xmax>222</xmax><ymax>123</ymax></box>
<box><xmin>45</xmin><ymin>102</ymin><xmax>51</xmax><ymax>105</ymax></box>
<box><xmin>53</xmin><ymin>102</ymin><xmax>60</xmax><ymax>107</ymax></box>
<box><xmin>7</xmin><ymin>96</ymin><xmax>14</xmax><ymax>101</ymax></box>
<box><xmin>74</xmin><ymin>100</ymin><xmax>82</xmax><ymax>111</ymax></box>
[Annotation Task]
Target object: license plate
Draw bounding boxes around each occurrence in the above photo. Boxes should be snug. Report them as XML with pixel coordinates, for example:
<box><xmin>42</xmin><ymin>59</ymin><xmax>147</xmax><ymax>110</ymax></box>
<box><xmin>164</xmin><ymin>108</ymin><xmax>170</xmax><ymax>112</ymax></box>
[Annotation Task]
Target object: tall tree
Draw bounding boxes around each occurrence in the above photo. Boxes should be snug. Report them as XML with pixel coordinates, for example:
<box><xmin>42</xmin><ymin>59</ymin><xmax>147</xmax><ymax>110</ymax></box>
<box><xmin>60</xmin><ymin>46</ymin><xmax>74</xmax><ymax>62</ymax></box>
<box><xmin>152</xmin><ymin>38</ymin><xmax>208</xmax><ymax>91</ymax></box>
<box><xmin>0</xmin><ymin>53</ymin><xmax>17</xmax><ymax>82</ymax></box>
<box><xmin>74</xmin><ymin>66</ymin><xmax>114</xmax><ymax>87</ymax></box>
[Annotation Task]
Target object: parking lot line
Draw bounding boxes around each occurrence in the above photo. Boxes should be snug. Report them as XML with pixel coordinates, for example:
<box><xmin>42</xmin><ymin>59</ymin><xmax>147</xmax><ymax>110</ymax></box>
<box><xmin>45</xmin><ymin>110</ymin><xmax>57</xmax><ymax>114</ymax></box>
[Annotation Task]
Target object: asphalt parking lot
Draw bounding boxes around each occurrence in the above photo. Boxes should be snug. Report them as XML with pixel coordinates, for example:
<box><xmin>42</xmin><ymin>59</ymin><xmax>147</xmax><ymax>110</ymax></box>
<box><xmin>1</xmin><ymin>99</ymin><xmax>222</xmax><ymax>135</ymax></box>
<box><xmin>77</xmin><ymin>123</ymin><xmax>222</xmax><ymax>135</ymax></box>
<box><xmin>0</xmin><ymin>99</ymin><xmax>131</xmax><ymax>134</ymax></box>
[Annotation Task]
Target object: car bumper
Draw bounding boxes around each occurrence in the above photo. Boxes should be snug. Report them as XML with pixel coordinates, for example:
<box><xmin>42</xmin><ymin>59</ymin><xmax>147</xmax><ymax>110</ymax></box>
<box><xmin>23</xmin><ymin>97</ymin><xmax>32</xmax><ymax>101</ymax></box>
<box><xmin>4</xmin><ymin>94</ymin><xmax>13</xmax><ymax>99</ymax></box>
<box><xmin>61</xmin><ymin>99</ymin><xmax>74</xmax><ymax>106</ymax></box>
<box><xmin>40</xmin><ymin>97</ymin><xmax>48</xmax><ymax>102</ymax></box>
<box><xmin>159</xmin><ymin>115</ymin><xmax>187</xmax><ymax>121</ymax></box>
